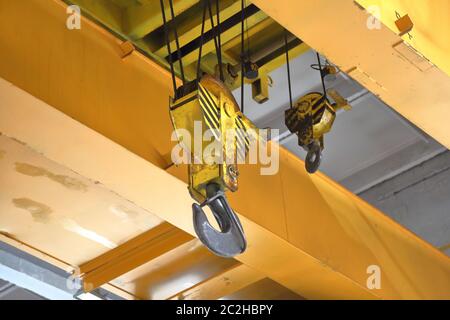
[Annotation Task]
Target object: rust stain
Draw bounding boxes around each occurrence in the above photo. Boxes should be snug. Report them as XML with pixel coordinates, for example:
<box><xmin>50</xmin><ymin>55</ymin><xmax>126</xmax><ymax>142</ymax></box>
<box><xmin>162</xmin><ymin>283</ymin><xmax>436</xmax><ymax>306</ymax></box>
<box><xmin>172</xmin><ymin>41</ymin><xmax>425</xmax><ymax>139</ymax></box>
<box><xmin>13</xmin><ymin>198</ymin><xmax>52</xmax><ymax>223</ymax></box>
<box><xmin>15</xmin><ymin>162</ymin><xmax>88</xmax><ymax>192</ymax></box>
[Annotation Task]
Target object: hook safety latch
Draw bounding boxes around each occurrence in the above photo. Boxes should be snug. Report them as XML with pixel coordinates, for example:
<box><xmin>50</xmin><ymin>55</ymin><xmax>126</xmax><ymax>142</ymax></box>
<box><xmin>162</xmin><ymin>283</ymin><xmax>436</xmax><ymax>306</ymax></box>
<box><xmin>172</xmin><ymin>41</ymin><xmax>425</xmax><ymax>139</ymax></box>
<box><xmin>192</xmin><ymin>184</ymin><xmax>247</xmax><ymax>258</ymax></box>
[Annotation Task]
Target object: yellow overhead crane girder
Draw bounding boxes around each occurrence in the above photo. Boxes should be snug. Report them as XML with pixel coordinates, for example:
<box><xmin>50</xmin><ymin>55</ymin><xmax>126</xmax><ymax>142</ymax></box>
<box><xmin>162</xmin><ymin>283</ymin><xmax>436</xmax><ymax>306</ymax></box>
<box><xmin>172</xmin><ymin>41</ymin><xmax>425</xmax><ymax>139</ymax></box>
<box><xmin>251</xmin><ymin>0</ymin><xmax>450</xmax><ymax>150</ymax></box>
<box><xmin>0</xmin><ymin>0</ymin><xmax>449</xmax><ymax>300</ymax></box>
<box><xmin>355</xmin><ymin>0</ymin><xmax>450</xmax><ymax>78</ymax></box>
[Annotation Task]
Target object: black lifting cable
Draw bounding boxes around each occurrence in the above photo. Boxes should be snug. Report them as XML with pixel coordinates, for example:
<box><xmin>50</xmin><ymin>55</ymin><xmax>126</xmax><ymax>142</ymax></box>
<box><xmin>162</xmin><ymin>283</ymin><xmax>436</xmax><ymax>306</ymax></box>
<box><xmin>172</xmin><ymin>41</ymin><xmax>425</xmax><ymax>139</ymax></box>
<box><xmin>206</xmin><ymin>0</ymin><xmax>224</xmax><ymax>82</ymax></box>
<box><xmin>284</xmin><ymin>29</ymin><xmax>293</xmax><ymax>109</ymax></box>
<box><xmin>197</xmin><ymin>0</ymin><xmax>224</xmax><ymax>84</ymax></box>
<box><xmin>240</xmin><ymin>0</ymin><xmax>245</xmax><ymax>114</ymax></box>
<box><xmin>316</xmin><ymin>52</ymin><xmax>328</xmax><ymax>100</ymax></box>
<box><xmin>197</xmin><ymin>0</ymin><xmax>207</xmax><ymax>81</ymax></box>
<box><xmin>215</xmin><ymin>0</ymin><xmax>224</xmax><ymax>82</ymax></box>
<box><xmin>168</xmin><ymin>0</ymin><xmax>186</xmax><ymax>87</ymax></box>
<box><xmin>160</xmin><ymin>0</ymin><xmax>177</xmax><ymax>98</ymax></box>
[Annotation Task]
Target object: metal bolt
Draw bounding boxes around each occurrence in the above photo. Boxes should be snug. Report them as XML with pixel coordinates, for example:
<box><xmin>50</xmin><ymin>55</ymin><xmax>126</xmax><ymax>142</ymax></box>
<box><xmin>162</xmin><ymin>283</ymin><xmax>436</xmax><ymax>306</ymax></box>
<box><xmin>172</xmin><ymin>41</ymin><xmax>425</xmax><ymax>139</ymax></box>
<box><xmin>227</xmin><ymin>165</ymin><xmax>239</xmax><ymax>180</ymax></box>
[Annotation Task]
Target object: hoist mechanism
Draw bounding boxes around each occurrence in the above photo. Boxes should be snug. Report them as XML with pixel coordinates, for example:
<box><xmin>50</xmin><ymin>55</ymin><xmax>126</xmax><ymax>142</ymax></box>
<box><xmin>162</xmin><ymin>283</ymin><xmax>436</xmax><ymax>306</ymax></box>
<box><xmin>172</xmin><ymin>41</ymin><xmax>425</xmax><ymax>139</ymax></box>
<box><xmin>169</xmin><ymin>74</ymin><xmax>256</xmax><ymax>257</ymax></box>
<box><xmin>161</xmin><ymin>0</ymin><xmax>256</xmax><ymax>257</ymax></box>
<box><xmin>282</xmin><ymin>40</ymin><xmax>351</xmax><ymax>173</ymax></box>
<box><xmin>285</xmin><ymin>89</ymin><xmax>351</xmax><ymax>173</ymax></box>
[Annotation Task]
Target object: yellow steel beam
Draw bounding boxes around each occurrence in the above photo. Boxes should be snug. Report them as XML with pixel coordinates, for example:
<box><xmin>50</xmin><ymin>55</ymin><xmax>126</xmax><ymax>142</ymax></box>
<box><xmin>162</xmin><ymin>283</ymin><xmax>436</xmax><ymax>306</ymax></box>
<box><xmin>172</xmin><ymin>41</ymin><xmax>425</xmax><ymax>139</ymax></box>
<box><xmin>224</xmin><ymin>278</ymin><xmax>303</xmax><ymax>300</ymax></box>
<box><xmin>1</xmin><ymin>0</ymin><xmax>450</xmax><ymax>300</ymax></box>
<box><xmin>2</xmin><ymin>65</ymin><xmax>450</xmax><ymax>299</ymax></box>
<box><xmin>251</xmin><ymin>0</ymin><xmax>450</xmax><ymax>150</ymax></box>
<box><xmin>125</xmin><ymin>0</ymin><xmax>199</xmax><ymax>40</ymax></box>
<box><xmin>0</xmin><ymin>77</ymin><xmax>376</xmax><ymax>299</ymax></box>
<box><xmin>355</xmin><ymin>0</ymin><xmax>450</xmax><ymax>78</ymax></box>
<box><xmin>220</xmin><ymin>18</ymin><xmax>310</xmax><ymax>92</ymax></box>
<box><xmin>68</xmin><ymin>0</ymin><xmax>125</xmax><ymax>33</ymax></box>
<box><xmin>67</xmin><ymin>0</ymin><xmax>199</xmax><ymax>41</ymax></box>
<box><xmin>153</xmin><ymin>0</ymin><xmax>241</xmax><ymax>58</ymax></box>
<box><xmin>78</xmin><ymin>222</ymin><xmax>193</xmax><ymax>292</ymax></box>
<box><xmin>153</xmin><ymin>2</ymin><xmax>268</xmax><ymax>68</ymax></box>
<box><xmin>0</xmin><ymin>78</ymin><xmax>246</xmax><ymax>300</ymax></box>
<box><xmin>168</xmin><ymin>263</ymin><xmax>265</xmax><ymax>300</ymax></box>
<box><xmin>0</xmin><ymin>0</ymin><xmax>176</xmax><ymax>169</ymax></box>
<box><xmin>109</xmin><ymin>238</ymin><xmax>241</xmax><ymax>299</ymax></box>
<box><xmin>221</xmin><ymin>18</ymin><xmax>274</xmax><ymax>61</ymax></box>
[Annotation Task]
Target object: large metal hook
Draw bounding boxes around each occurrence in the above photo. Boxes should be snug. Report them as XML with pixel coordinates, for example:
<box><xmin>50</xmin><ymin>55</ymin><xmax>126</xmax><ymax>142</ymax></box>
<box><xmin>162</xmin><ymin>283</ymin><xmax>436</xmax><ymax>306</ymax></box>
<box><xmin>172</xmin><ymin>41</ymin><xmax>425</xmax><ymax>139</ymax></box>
<box><xmin>305</xmin><ymin>141</ymin><xmax>322</xmax><ymax>174</ymax></box>
<box><xmin>192</xmin><ymin>183</ymin><xmax>247</xmax><ymax>258</ymax></box>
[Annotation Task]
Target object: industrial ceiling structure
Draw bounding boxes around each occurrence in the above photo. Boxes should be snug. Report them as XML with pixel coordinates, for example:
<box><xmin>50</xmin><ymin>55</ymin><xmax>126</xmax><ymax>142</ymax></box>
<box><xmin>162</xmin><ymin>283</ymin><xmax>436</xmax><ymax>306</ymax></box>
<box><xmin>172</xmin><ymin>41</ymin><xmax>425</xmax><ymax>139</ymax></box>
<box><xmin>0</xmin><ymin>0</ymin><xmax>449</xmax><ymax>300</ymax></box>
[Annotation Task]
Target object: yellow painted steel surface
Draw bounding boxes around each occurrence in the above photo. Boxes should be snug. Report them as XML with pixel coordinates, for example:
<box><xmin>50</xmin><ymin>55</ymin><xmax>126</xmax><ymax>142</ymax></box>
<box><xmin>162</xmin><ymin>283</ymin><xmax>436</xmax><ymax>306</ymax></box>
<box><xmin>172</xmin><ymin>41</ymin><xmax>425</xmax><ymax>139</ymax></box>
<box><xmin>0</xmin><ymin>0</ymin><xmax>176</xmax><ymax>169</ymax></box>
<box><xmin>0</xmin><ymin>0</ymin><xmax>449</xmax><ymax>299</ymax></box>
<box><xmin>0</xmin><ymin>78</ymin><xmax>373</xmax><ymax>300</ymax></box>
<box><xmin>65</xmin><ymin>0</ymin><xmax>309</xmax><ymax>96</ymax></box>
<box><xmin>167</xmin><ymin>263</ymin><xmax>265</xmax><ymax>300</ymax></box>
<box><xmin>79</xmin><ymin>222</ymin><xmax>193</xmax><ymax>291</ymax></box>
<box><xmin>356</xmin><ymin>0</ymin><xmax>450</xmax><ymax>77</ymax></box>
<box><xmin>251</xmin><ymin>0</ymin><xmax>450</xmax><ymax>150</ymax></box>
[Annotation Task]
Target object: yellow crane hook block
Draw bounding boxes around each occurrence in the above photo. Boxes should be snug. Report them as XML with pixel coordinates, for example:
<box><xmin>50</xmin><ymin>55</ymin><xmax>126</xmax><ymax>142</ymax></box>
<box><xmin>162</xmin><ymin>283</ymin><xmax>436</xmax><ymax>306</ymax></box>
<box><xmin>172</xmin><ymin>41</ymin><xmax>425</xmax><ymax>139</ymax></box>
<box><xmin>169</xmin><ymin>74</ymin><xmax>257</xmax><ymax>257</ymax></box>
<box><xmin>285</xmin><ymin>90</ymin><xmax>351</xmax><ymax>173</ymax></box>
